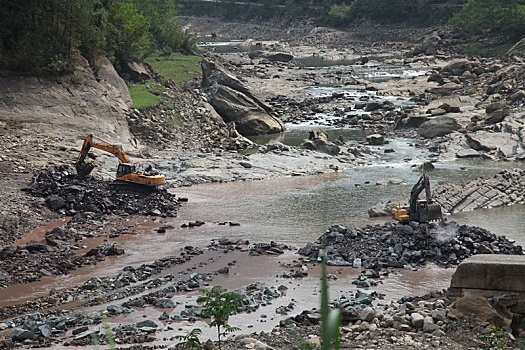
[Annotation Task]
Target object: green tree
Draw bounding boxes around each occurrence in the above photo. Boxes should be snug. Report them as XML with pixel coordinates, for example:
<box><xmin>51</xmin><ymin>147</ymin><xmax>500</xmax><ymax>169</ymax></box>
<box><xmin>320</xmin><ymin>242</ymin><xmax>341</xmax><ymax>350</ymax></box>
<box><xmin>197</xmin><ymin>286</ymin><xmax>241</xmax><ymax>350</ymax></box>
<box><xmin>107</xmin><ymin>2</ymin><xmax>154</xmax><ymax>62</ymax></box>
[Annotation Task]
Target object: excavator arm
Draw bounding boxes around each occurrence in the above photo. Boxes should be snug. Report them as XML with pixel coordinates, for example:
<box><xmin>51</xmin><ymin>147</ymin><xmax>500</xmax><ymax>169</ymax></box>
<box><xmin>409</xmin><ymin>173</ymin><xmax>430</xmax><ymax>215</ymax></box>
<box><xmin>408</xmin><ymin>173</ymin><xmax>442</xmax><ymax>223</ymax></box>
<box><xmin>76</xmin><ymin>134</ymin><xmax>131</xmax><ymax>177</ymax></box>
<box><xmin>393</xmin><ymin>173</ymin><xmax>443</xmax><ymax>224</ymax></box>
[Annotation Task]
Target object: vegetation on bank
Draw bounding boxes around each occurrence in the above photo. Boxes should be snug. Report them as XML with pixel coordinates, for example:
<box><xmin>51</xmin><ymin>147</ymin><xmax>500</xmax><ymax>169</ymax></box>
<box><xmin>127</xmin><ymin>54</ymin><xmax>201</xmax><ymax>109</ymax></box>
<box><xmin>0</xmin><ymin>0</ymin><xmax>196</xmax><ymax>75</ymax></box>
<box><xmin>144</xmin><ymin>54</ymin><xmax>202</xmax><ymax>86</ymax></box>
<box><xmin>451</xmin><ymin>0</ymin><xmax>525</xmax><ymax>39</ymax></box>
<box><xmin>183</xmin><ymin>0</ymin><xmax>525</xmax><ymax>56</ymax></box>
<box><xmin>3</xmin><ymin>0</ymin><xmax>525</xmax><ymax>77</ymax></box>
<box><xmin>128</xmin><ymin>83</ymin><xmax>161</xmax><ymax>109</ymax></box>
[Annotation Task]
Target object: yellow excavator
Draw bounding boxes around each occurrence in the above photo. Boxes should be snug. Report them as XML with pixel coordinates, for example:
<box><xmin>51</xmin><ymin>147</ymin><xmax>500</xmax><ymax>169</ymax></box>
<box><xmin>76</xmin><ymin>134</ymin><xmax>165</xmax><ymax>186</ymax></box>
<box><xmin>392</xmin><ymin>173</ymin><xmax>442</xmax><ymax>224</ymax></box>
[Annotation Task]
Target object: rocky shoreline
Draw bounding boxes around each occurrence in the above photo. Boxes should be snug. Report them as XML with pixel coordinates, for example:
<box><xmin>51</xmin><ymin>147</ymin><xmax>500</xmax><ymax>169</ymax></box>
<box><xmin>1</xmin><ymin>215</ymin><xmax>523</xmax><ymax>348</ymax></box>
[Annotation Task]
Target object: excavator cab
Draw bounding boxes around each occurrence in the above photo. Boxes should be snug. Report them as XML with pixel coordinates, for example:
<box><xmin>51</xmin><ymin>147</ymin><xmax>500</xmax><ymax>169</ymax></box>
<box><xmin>117</xmin><ymin>163</ymin><xmax>136</xmax><ymax>177</ymax></box>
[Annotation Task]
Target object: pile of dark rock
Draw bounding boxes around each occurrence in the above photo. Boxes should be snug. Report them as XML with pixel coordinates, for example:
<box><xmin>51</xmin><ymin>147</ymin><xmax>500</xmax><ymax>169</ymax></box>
<box><xmin>0</xmin><ymin>240</ymin><xmax>128</xmax><ymax>289</ymax></box>
<box><xmin>298</xmin><ymin>221</ymin><xmax>523</xmax><ymax>269</ymax></box>
<box><xmin>23</xmin><ymin>166</ymin><xmax>179</xmax><ymax>217</ymax></box>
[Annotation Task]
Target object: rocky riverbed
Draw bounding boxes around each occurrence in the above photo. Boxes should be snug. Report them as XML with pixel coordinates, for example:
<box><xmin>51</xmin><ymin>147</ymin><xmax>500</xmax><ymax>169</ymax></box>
<box><xmin>2</xmin><ymin>13</ymin><xmax>525</xmax><ymax>350</ymax></box>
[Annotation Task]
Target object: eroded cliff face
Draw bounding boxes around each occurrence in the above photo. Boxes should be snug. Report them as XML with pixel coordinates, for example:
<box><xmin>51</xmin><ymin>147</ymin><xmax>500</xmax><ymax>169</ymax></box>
<box><xmin>0</xmin><ymin>56</ymin><xmax>134</xmax><ymax>148</ymax></box>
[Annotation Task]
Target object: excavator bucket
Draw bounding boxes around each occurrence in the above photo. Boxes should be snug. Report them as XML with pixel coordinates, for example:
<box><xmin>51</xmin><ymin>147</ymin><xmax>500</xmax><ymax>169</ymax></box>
<box><xmin>76</xmin><ymin>162</ymin><xmax>95</xmax><ymax>178</ymax></box>
<box><xmin>427</xmin><ymin>203</ymin><xmax>443</xmax><ymax>222</ymax></box>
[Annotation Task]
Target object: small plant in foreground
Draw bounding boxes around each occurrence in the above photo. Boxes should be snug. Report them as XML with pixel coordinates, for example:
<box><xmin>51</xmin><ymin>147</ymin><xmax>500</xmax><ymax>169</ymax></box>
<box><xmin>479</xmin><ymin>326</ymin><xmax>512</xmax><ymax>349</ymax></box>
<box><xmin>174</xmin><ymin>328</ymin><xmax>203</xmax><ymax>350</ymax></box>
<box><xmin>320</xmin><ymin>245</ymin><xmax>341</xmax><ymax>350</ymax></box>
<box><xmin>198</xmin><ymin>286</ymin><xmax>241</xmax><ymax>349</ymax></box>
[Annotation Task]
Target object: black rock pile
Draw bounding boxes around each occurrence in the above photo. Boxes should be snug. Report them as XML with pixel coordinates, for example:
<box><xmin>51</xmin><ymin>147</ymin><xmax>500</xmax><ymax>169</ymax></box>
<box><xmin>298</xmin><ymin>221</ymin><xmax>523</xmax><ymax>269</ymax></box>
<box><xmin>23</xmin><ymin>166</ymin><xmax>179</xmax><ymax>217</ymax></box>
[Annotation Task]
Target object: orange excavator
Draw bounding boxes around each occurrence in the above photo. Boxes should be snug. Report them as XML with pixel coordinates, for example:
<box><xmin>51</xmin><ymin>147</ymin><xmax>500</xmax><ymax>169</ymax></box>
<box><xmin>76</xmin><ymin>134</ymin><xmax>165</xmax><ymax>186</ymax></box>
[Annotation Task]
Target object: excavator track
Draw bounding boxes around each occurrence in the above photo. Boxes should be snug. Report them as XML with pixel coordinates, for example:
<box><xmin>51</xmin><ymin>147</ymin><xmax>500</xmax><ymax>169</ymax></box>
<box><xmin>110</xmin><ymin>180</ymin><xmax>157</xmax><ymax>193</ymax></box>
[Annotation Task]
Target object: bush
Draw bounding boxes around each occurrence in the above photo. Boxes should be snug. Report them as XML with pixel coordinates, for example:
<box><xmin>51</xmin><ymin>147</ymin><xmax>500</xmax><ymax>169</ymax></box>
<box><xmin>451</xmin><ymin>0</ymin><xmax>525</xmax><ymax>39</ymax></box>
<box><xmin>323</xmin><ymin>0</ymin><xmax>466</xmax><ymax>27</ymax></box>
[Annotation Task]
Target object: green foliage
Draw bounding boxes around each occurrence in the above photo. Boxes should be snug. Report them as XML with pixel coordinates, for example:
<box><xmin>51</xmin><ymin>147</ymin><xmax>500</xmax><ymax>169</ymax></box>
<box><xmin>182</xmin><ymin>0</ymin><xmax>464</xmax><ymax>26</ymax></box>
<box><xmin>478</xmin><ymin>326</ymin><xmax>512</xmax><ymax>349</ymax></box>
<box><xmin>198</xmin><ymin>286</ymin><xmax>242</xmax><ymax>350</ymax></box>
<box><xmin>451</xmin><ymin>0</ymin><xmax>525</xmax><ymax>38</ymax></box>
<box><xmin>0</xmin><ymin>0</ymin><xmax>192</xmax><ymax>74</ymax></box>
<box><xmin>323</xmin><ymin>0</ymin><xmax>466</xmax><ymax>26</ymax></box>
<box><xmin>128</xmin><ymin>83</ymin><xmax>161</xmax><ymax>109</ymax></box>
<box><xmin>102</xmin><ymin>317</ymin><xmax>117</xmax><ymax>350</ymax></box>
<box><xmin>157</xmin><ymin>23</ymin><xmax>198</xmax><ymax>55</ymax></box>
<box><xmin>107</xmin><ymin>2</ymin><xmax>154</xmax><ymax>62</ymax></box>
<box><xmin>320</xmin><ymin>244</ymin><xmax>341</xmax><ymax>350</ymax></box>
<box><xmin>174</xmin><ymin>328</ymin><xmax>203</xmax><ymax>350</ymax></box>
<box><xmin>144</xmin><ymin>54</ymin><xmax>202</xmax><ymax>86</ymax></box>
<box><xmin>327</xmin><ymin>3</ymin><xmax>353</xmax><ymax>26</ymax></box>
<box><xmin>0</xmin><ymin>0</ymin><xmax>99</xmax><ymax>73</ymax></box>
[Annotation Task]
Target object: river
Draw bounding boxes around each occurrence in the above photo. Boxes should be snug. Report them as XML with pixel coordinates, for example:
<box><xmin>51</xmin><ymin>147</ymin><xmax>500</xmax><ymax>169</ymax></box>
<box><xmin>3</xmin><ymin>48</ymin><xmax>525</xmax><ymax>345</ymax></box>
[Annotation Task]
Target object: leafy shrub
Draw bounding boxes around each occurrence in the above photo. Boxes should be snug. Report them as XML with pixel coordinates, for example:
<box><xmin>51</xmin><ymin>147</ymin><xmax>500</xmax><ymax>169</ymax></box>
<box><xmin>451</xmin><ymin>0</ymin><xmax>525</xmax><ymax>39</ymax></box>
<box><xmin>198</xmin><ymin>286</ymin><xmax>241</xmax><ymax>350</ymax></box>
<box><xmin>174</xmin><ymin>328</ymin><xmax>203</xmax><ymax>350</ymax></box>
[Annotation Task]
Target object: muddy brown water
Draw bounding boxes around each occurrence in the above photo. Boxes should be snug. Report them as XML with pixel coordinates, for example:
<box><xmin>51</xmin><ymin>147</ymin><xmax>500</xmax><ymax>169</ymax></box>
<box><xmin>4</xmin><ymin>163</ymin><xmax>525</xmax><ymax>348</ymax></box>
<box><xmin>2</xmin><ymin>169</ymin><xmax>501</xmax><ymax>345</ymax></box>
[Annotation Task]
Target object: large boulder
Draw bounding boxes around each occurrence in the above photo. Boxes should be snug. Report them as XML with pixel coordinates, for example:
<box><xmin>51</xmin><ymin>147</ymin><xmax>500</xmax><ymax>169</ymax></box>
<box><xmin>248</xmin><ymin>51</ymin><xmax>294</xmax><ymax>62</ymax></box>
<box><xmin>365</xmin><ymin>134</ymin><xmax>385</xmax><ymax>145</ymax></box>
<box><xmin>447</xmin><ymin>296</ymin><xmax>512</xmax><ymax>328</ymax></box>
<box><xmin>207</xmin><ymin>84</ymin><xmax>284</xmax><ymax>136</ymax></box>
<box><xmin>442</xmin><ymin>59</ymin><xmax>473</xmax><ymax>76</ymax></box>
<box><xmin>418</xmin><ymin>117</ymin><xmax>459</xmax><ymax>138</ymax></box>
<box><xmin>122</xmin><ymin>59</ymin><xmax>152</xmax><ymax>82</ymax></box>
<box><xmin>201</xmin><ymin>59</ymin><xmax>285</xmax><ymax>136</ymax></box>
<box><xmin>428</xmin><ymin>82</ymin><xmax>462</xmax><ymax>95</ymax></box>
<box><xmin>414</xmin><ymin>32</ymin><xmax>442</xmax><ymax>55</ymax></box>
<box><xmin>368</xmin><ymin>195</ymin><xmax>406</xmax><ymax>217</ymax></box>
<box><xmin>485</xmin><ymin>109</ymin><xmax>509</xmax><ymax>124</ymax></box>
<box><xmin>309</xmin><ymin>128</ymin><xmax>328</xmax><ymax>141</ymax></box>
<box><xmin>394</xmin><ymin>115</ymin><xmax>428</xmax><ymax>129</ymax></box>
<box><xmin>484</xmin><ymin>103</ymin><xmax>509</xmax><ymax>124</ymax></box>
<box><xmin>466</xmin><ymin>131</ymin><xmax>520</xmax><ymax>158</ymax></box>
<box><xmin>301</xmin><ymin>138</ymin><xmax>340</xmax><ymax>155</ymax></box>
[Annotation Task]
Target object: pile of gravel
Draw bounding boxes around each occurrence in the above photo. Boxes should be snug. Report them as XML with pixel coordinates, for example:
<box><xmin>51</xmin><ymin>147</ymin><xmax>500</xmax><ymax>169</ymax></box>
<box><xmin>23</xmin><ymin>166</ymin><xmax>179</xmax><ymax>217</ymax></box>
<box><xmin>298</xmin><ymin>221</ymin><xmax>523</xmax><ymax>269</ymax></box>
